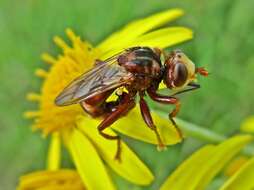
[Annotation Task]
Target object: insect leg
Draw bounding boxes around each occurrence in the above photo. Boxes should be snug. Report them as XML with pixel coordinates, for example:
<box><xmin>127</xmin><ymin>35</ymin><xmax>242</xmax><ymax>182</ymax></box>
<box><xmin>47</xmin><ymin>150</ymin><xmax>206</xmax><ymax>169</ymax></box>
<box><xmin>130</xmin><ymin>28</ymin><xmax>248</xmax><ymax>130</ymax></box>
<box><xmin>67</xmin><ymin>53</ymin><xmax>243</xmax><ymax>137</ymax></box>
<box><xmin>97</xmin><ymin>92</ymin><xmax>135</xmax><ymax>160</ymax></box>
<box><xmin>147</xmin><ymin>88</ymin><xmax>183</xmax><ymax>139</ymax></box>
<box><xmin>170</xmin><ymin>82</ymin><xmax>200</xmax><ymax>96</ymax></box>
<box><xmin>139</xmin><ymin>93</ymin><xmax>166</xmax><ymax>150</ymax></box>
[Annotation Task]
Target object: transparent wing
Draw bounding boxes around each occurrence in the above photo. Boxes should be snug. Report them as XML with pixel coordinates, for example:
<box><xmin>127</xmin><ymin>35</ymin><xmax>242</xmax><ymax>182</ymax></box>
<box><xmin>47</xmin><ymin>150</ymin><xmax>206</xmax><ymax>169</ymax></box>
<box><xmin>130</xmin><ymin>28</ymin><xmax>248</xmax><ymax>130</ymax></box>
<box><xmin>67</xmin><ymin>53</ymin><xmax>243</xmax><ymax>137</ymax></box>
<box><xmin>55</xmin><ymin>53</ymin><xmax>133</xmax><ymax>106</ymax></box>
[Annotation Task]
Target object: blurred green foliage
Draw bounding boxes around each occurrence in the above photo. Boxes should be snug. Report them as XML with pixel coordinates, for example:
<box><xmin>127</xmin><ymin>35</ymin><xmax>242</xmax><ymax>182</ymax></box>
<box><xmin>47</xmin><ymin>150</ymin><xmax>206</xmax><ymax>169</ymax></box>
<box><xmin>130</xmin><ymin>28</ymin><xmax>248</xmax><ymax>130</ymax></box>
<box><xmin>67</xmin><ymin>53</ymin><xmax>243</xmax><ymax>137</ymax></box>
<box><xmin>0</xmin><ymin>0</ymin><xmax>254</xmax><ymax>189</ymax></box>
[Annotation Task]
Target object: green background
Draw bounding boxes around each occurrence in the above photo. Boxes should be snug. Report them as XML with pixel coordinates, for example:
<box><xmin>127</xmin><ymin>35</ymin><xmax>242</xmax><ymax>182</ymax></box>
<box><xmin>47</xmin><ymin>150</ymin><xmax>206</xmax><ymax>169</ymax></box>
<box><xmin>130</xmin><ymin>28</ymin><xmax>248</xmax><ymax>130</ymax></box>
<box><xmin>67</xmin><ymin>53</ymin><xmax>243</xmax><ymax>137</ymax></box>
<box><xmin>0</xmin><ymin>0</ymin><xmax>254</xmax><ymax>189</ymax></box>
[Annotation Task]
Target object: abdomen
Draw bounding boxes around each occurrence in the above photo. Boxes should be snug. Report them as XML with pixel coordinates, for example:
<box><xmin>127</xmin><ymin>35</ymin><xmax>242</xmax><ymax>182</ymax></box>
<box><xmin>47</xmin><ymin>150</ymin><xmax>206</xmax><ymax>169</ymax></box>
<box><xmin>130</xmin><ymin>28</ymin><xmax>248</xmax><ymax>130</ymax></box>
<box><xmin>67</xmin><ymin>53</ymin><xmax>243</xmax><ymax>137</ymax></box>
<box><xmin>80</xmin><ymin>89</ymin><xmax>114</xmax><ymax>118</ymax></box>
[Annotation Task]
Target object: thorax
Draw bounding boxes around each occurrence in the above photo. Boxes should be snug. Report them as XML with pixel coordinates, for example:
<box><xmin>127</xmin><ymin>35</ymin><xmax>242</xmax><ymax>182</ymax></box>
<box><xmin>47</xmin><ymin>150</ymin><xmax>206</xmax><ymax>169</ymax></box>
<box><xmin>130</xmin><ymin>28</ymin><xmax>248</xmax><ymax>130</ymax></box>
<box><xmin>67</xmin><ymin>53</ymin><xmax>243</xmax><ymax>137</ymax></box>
<box><xmin>118</xmin><ymin>47</ymin><xmax>162</xmax><ymax>90</ymax></box>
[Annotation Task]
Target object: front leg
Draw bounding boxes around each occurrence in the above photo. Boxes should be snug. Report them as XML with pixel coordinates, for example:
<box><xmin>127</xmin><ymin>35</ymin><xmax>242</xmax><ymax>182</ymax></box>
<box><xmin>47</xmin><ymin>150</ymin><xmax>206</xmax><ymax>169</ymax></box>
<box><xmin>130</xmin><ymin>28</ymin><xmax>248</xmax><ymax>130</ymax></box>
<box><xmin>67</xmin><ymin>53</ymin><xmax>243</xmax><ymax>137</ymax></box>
<box><xmin>170</xmin><ymin>82</ymin><xmax>200</xmax><ymax>96</ymax></box>
<box><xmin>147</xmin><ymin>88</ymin><xmax>183</xmax><ymax>139</ymax></box>
<box><xmin>97</xmin><ymin>92</ymin><xmax>135</xmax><ymax>161</ymax></box>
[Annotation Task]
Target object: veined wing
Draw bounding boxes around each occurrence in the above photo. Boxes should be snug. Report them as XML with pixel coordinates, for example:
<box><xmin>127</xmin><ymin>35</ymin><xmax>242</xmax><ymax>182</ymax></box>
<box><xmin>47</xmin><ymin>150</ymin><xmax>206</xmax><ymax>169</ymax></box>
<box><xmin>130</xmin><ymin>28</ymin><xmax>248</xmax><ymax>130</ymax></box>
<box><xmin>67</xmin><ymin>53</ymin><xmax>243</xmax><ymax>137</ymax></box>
<box><xmin>55</xmin><ymin>54</ymin><xmax>133</xmax><ymax>106</ymax></box>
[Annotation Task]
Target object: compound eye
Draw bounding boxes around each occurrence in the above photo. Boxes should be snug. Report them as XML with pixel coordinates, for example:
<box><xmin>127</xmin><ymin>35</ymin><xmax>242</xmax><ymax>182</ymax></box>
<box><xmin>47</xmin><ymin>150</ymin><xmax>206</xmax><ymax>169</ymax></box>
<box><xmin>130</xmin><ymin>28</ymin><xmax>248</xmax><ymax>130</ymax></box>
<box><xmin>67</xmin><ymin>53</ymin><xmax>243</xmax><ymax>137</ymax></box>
<box><xmin>173</xmin><ymin>63</ymin><xmax>188</xmax><ymax>87</ymax></box>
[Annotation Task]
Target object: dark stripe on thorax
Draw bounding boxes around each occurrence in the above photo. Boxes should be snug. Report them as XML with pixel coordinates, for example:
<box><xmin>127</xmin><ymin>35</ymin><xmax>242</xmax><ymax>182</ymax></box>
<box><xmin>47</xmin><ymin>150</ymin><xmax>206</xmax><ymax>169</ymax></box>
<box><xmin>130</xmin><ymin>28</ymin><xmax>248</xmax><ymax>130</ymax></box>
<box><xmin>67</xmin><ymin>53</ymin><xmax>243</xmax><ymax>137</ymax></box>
<box><xmin>134</xmin><ymin>47</ymin><xmax>161</xmax><ymax>65</ymax></box>
<box><xmin>132</xmin><ymin>57</ymin><xmax>153</xmax><ymax>67</ymax></box>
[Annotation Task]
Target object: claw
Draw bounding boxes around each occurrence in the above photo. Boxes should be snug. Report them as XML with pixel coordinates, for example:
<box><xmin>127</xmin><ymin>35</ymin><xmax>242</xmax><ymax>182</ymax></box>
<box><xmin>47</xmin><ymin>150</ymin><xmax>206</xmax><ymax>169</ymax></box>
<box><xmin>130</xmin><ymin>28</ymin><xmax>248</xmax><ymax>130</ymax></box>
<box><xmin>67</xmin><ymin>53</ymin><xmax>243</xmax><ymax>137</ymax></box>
<box><xmin>114</xmin><ymin>139</ymin><xmax>122</xmax><ymax>162</ymax></box>
<box><xmin>114</xmin><ymin>153</ymin><xmax>121</xmax><ymax>162</ymax></box>
<box><xmin>157</xmin><ymin>144</ymin><xmax>167</xmax><ymax>151</ymax></box>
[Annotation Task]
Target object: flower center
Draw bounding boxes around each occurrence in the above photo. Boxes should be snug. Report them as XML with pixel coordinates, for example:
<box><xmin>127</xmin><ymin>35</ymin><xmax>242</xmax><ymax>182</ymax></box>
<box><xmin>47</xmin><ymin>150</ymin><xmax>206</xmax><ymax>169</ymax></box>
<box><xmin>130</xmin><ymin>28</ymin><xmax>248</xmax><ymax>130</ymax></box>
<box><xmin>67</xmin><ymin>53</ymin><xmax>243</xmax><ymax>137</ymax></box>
<box><xmin>26</xmin><ymin>29</ymin><xmax>100</xmax><ymax>136</ymax></box>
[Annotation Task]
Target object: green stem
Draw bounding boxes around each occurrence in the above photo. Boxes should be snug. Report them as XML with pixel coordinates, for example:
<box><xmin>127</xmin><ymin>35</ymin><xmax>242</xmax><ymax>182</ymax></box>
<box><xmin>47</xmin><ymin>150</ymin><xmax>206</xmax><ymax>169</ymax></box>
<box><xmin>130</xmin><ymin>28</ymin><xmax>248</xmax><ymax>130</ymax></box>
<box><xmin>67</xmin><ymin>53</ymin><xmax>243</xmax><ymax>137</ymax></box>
<box><xmin>153</xmin><ymin>109</ymin><xmax>254</xmax><ymax>156</ymax></box>
<box><xmin>175</xmin><ymin>118</ymin><xmax>226</xmax><ymax>143</ymax></box>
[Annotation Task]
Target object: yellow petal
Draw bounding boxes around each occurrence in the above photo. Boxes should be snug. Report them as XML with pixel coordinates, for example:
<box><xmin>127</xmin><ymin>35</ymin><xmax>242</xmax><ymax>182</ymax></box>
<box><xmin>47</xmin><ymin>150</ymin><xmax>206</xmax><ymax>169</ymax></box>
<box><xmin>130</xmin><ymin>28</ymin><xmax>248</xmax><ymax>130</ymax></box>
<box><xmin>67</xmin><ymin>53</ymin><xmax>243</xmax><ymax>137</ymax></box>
<box><xmin>224</xmin><ymin>156</ymin><xmax>249</xmax><ymax>177</ymax></box>
<box><xmin>41</xmin><ymin>53</ymin><xmax>56</xmax><ymax>65</ymax></box>
<box><xmin>241</xmin><ymin>116</ymin><xmax>254</xmax><ymax>133</ymax></box>
<box><xmin>97</xmin><ymin>8</ymin><xmax>184</xmax><ymax>54</ymax></box>
<box><xmin>67</xmin><ymin>128</ymin><xmax>116</xmax><ymax>190</ymax></box>
<box><xmin>26</xmin><ymin>93</ymin><xmax>41</xmax><ymax>102</ymax></box>
<box><xmin>47</xmin><ymin>132</ymin><xmax>61</xmax><ymax>170</ymax></box>
<box><xmin>76</xmin><ymin>116</ymin><xmax>154</xmax><ymax>185</ymax></box>
<box><xmin>17</xmin><ymin>169</ymin><xmax>84</xmax><ymax>190</ymax></box>
<box><xmin>220</xmin><ymin>157</ymin><xmax>254</xmax><ymax>190</ymax></box>
<box><xmin>160</xmin><ymin>145</ymin><xmax>215</xmax><ymax>190</ymax></box>
<box><xmin>112</xmin><ymin>106</ymin><xmax>182</xmax><ymax>145</ymax></box>
<box><xmin>160</xmin><ymin>135</ymin><xmax>253</xmax><ymax>190</ymax></box>
<box><xmin>54</xmin><ymin>36</ymin><xmax>70</xmax><ymax>51</ymax></box>
<box><xmin>35</xmin><ymin>68</ymin><xmax>48</xmax><ymax>78</ymax></box>
<box><xmin>100</xmin><ymin>27</ymin><xmax>192</xmax><ymax>60</ymax></box>
<box><xmin>131</xmin><ymin>27</ymin><xmax>193</xmax><ymax>48</ymax></box>
<box><xmin>23</xmin><ymin>111</ymin><xmax>41</xmax><ymax>119</ymax></box>
<box><xmin>196</xmin><ymin>135</ymin><xmax>252</xmax><ymax>190</ymax></box>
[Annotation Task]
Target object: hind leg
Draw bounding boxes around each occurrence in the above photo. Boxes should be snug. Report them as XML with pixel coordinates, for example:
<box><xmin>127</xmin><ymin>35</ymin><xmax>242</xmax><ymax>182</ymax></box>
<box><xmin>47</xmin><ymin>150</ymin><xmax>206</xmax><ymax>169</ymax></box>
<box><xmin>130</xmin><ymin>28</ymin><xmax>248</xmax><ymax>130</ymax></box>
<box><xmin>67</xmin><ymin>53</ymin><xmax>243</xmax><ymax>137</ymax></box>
<box><xmin>97</xmin><ymin>92</ymin><xmax>135</xmax><ymax>160</ymax></box>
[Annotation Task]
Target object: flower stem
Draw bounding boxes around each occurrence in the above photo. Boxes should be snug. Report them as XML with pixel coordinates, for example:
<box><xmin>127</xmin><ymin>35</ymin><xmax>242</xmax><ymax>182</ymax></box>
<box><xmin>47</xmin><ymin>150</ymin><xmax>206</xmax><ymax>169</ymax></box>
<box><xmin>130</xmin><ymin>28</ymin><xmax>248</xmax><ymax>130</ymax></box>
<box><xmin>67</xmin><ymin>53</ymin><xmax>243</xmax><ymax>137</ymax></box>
<box><xmin>154</xmin><ymin>109</ymin><xmax>254</xmax><ymax>156</ymax></box>
<box><xmin>175</xmin><ymin>118</ymin><xmax>225</xmax><ymax>143</ymax></box>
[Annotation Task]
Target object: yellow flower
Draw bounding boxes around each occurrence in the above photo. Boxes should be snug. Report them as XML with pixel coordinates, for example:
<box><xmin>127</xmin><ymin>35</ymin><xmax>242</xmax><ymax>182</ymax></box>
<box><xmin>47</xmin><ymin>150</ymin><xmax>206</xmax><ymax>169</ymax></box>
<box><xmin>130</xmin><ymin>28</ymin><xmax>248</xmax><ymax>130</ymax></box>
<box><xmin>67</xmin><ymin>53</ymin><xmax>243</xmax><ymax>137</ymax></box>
<box><xmin>159</xmin><ymin>135</ymin><xmax>254</xmax><ymax>190</ymax></box>
<box><xmin>24</xmin><ymin>9</ymin><xmax>193</xmax><ymax>189</ymax></box>
<box><xmin>17</xmin><ymin>169</ymin><xmax>85</xmax><ymax>190</ymax></box>
<box><xmin>220</xmin><ymin>156</ymin><xmax>254</xmax><ymax>190</ymax></box>
<box><xmin>224</xmin><ymin>156</ymin><xmax>249</xmax><ymax>177</ymax></box>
